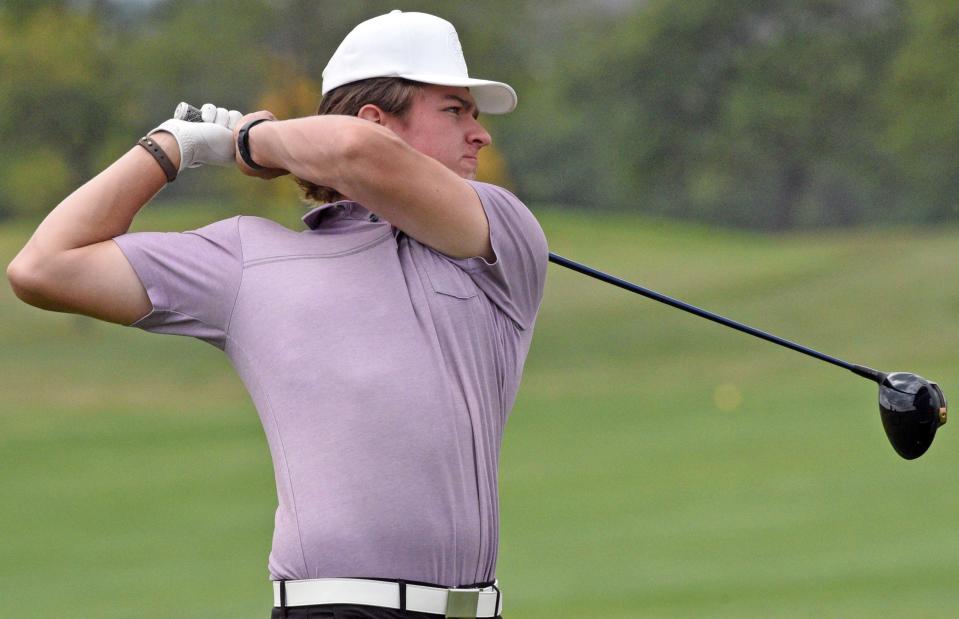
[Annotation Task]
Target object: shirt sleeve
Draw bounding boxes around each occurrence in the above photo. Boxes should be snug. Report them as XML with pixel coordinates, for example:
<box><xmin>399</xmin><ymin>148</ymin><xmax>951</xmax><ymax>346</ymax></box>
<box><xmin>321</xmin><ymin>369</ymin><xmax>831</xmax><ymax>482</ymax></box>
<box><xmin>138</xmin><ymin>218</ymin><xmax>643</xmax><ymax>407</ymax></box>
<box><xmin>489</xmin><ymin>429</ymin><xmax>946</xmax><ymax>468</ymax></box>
<box><xmin>111</xmin><ymin>216</ymin><xmax>244</xmax><ymax>350</ymax></box>
<box><xmin>442</xmin><ymin>181</ymin><xmax>549</xmax><ymax>330</ymax></box>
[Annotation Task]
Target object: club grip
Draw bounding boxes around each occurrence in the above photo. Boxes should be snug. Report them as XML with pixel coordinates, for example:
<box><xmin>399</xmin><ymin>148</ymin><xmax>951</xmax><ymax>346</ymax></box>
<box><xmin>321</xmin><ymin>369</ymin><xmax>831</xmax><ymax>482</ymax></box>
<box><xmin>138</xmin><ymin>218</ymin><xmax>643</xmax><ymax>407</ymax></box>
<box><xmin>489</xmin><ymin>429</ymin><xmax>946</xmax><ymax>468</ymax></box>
<box><xmin>174</xmin><ymin>102</ymin><xmax>203</xmax><ymax>122</ymax></box>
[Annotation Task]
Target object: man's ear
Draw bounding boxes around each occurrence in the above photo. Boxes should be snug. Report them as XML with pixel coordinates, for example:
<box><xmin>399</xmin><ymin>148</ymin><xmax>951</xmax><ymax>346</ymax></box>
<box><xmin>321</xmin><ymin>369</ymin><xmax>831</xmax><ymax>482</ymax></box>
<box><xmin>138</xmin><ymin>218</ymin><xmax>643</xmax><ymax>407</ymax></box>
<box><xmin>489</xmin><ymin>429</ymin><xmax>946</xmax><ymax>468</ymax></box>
<box><xmin>357</xmin><ymin>104</ymin><xmax>386</xmax><ymax>125</ymax></box>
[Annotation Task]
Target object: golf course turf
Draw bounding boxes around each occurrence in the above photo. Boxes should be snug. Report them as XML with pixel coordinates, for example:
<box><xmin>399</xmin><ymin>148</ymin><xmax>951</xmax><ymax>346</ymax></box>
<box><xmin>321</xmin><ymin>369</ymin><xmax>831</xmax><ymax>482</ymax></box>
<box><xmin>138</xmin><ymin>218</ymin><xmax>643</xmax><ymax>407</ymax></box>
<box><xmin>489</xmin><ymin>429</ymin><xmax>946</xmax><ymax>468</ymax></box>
<box><xmin>1</xmin><ymin>202</ymin><xmax>956</xmax><ymax>617</ymax></box>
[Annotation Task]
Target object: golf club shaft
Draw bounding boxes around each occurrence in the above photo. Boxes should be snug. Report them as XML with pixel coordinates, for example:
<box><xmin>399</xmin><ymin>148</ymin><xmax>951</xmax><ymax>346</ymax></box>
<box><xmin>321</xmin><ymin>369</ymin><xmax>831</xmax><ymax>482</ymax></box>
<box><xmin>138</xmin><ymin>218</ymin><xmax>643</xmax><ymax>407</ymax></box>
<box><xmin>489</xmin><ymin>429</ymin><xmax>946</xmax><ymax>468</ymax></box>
<box><xmin>172</xmin><ymin>102</ymin><xmax>881</xmax><ymax>384</ymax></box>
<box><xmin>548</xmin><ymin>253</ymin><xmax>883</xmax><ymax>383</ymax></box>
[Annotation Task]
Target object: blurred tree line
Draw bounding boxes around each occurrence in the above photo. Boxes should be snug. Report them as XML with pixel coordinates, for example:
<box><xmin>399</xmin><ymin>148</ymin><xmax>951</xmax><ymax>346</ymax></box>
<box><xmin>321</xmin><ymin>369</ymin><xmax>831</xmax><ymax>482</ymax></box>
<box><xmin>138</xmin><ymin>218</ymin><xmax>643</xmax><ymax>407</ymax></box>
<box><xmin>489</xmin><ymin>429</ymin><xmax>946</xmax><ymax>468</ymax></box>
<box><xmin>1</xmin><ymin>0</ymin><xmax>957</xmax><ymax>230</ymax></box>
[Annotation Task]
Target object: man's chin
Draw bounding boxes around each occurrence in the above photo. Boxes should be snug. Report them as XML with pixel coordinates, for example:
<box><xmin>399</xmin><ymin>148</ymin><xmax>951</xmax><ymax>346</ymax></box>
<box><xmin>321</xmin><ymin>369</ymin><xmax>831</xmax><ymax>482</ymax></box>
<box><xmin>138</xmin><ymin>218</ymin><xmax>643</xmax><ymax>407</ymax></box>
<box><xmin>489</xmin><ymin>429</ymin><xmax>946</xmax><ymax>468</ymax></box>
<box><xmin>449</xmin><ymin>160</ymin><xmax>477</xmax><ymax>180</ymax></box>
<box><xmin>454</xmin><ymin>167</ymin><xmax>477</xmax><ymax>180</ymax></box>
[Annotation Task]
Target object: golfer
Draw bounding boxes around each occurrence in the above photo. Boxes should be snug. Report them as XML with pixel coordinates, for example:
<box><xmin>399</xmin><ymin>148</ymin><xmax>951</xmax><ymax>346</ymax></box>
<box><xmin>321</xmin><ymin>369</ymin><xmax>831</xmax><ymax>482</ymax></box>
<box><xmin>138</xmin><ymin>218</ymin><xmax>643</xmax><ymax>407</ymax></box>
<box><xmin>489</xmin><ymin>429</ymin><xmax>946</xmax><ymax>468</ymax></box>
<box><xmin>7</xmin><ymin>10</ymin><xmax>546</xmax><ymax>619</ymax></box>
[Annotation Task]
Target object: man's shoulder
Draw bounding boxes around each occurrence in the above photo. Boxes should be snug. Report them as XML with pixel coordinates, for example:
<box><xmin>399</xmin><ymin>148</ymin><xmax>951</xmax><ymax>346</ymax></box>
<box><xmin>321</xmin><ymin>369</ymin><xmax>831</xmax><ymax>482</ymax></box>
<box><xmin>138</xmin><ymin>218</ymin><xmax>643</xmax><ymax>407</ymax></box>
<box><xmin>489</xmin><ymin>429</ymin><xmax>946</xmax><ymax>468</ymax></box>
<box><xmin>236</xmin><ymin>213</ymin><xmax>394</xmax><ymax>265</ymax></box>
<box><xmin>233</xmin><ymin>214</ymin><xmax>295</xmax><ymax>235</ymax></box>
<box><xmin>465</xmin><ymin>180</ymin><xmax>525</xmax><ymax>206</ymax></box>
<box><xmin>170</xmin><ymin>215</ymin><xmax>299</xmax><ymax>266</ymax></box>
<box><xmin>232</xmin><ymin>215</ymin><xmax>304</xmax><ymax>263</ymax></box>
<box><xmin>465</xmin><ymin>181</ymin><xmax>547</xmax><ymax>254</ymax></box>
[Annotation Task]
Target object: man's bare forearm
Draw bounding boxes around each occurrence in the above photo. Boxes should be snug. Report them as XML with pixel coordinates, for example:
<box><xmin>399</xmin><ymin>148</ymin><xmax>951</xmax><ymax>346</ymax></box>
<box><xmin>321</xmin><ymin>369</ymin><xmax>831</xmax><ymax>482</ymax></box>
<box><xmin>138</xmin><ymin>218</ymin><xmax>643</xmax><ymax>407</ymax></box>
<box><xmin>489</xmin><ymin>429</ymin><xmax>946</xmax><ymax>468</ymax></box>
<box><xmin>248</xmin><ymin>115</ymin><xmax>367</xmax><ymax>190</ymax></box>
<box><xmin>245</xmin><ymin>115</ymin><xmax>492</xmax><ymax>260</ymax></box>
<box><xmin>10</xmin><ymin>132</ymin><xmax>181</xmax><ymax>265</ymax></box>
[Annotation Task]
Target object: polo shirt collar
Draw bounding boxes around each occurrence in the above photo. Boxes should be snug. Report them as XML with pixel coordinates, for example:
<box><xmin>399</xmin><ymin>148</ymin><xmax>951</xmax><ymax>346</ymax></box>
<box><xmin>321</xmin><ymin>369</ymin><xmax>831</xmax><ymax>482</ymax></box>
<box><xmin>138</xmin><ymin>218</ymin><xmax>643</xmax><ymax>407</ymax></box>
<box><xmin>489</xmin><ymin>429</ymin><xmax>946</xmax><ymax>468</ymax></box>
<box><xmin>302</xmin><ymin>201</ymin><xmax>374</xmax><ymax>230</ymax></box>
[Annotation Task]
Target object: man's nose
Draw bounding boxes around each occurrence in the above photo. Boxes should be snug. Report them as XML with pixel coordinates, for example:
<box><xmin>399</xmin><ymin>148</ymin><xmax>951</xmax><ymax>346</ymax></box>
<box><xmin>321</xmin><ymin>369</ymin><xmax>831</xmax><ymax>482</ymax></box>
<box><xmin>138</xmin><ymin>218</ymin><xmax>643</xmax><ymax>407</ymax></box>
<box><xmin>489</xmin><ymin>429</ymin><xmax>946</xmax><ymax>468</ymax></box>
<box><xmin>468</xmin><ymin>118</ymin><xmax>492</xmax><ymax>148</ymax></box>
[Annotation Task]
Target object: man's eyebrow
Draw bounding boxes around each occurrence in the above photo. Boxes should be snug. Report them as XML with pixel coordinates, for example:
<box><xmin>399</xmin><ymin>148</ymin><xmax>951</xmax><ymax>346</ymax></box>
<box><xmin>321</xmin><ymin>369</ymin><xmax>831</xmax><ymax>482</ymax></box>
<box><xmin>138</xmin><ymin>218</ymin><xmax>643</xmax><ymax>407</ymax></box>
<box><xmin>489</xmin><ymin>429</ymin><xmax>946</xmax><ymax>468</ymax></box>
<box><xmin>443</xmin><ymin>94</ymin><xmax>479</xmax><ymax>119</ymax></box>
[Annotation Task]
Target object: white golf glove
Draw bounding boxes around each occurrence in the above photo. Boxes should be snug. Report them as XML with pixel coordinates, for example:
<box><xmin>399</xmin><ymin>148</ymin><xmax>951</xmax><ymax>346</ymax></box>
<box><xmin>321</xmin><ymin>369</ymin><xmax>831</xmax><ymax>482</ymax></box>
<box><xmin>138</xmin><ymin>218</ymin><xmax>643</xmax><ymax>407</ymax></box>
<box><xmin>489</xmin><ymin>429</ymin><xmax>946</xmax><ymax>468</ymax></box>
<box><xmin>149</xmin><ymin>103</ymin><xmax>243</xmax><ymax>171</ymax></box>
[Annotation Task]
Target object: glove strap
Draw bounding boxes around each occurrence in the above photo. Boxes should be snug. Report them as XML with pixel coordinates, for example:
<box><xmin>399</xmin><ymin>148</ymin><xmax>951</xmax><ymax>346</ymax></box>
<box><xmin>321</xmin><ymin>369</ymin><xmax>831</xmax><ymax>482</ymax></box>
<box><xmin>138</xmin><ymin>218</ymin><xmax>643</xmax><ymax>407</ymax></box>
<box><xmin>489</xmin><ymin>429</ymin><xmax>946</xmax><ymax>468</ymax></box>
<box><xmin>137</xmin><ymin>136</ymin><xmax>178</xmax><ymax>182</ymax></box>
<box><xmin>237</xmin><ymin>118</ymin><xmax>273</xmax><ymax>170</ymax></box>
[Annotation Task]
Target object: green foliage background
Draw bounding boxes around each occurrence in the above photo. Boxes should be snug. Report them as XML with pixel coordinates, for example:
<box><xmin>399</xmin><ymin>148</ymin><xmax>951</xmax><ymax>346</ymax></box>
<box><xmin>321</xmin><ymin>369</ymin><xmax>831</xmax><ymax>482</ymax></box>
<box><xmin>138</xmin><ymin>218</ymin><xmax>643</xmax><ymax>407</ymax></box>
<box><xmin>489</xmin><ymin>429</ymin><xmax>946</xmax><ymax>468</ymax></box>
<box><xmin>1</xmin><ymin>204</ymin><xmax>957</xmax><ymax>617</ymax></box>
<box><xmin>2</xmin><ymin>0</ymin><xmax>959</xmax><ymax>229</ymax></box>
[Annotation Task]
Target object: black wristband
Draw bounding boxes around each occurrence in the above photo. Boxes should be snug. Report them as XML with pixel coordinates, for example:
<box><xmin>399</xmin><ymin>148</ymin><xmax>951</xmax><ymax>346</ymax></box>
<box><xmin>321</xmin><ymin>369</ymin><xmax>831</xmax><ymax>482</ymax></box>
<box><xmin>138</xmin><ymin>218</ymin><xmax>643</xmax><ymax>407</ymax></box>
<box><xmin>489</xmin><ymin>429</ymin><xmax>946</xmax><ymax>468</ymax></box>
<box><xmin>237</xmin><ymin>118</ymin><xmax>273</xmax><ymax>170</ymax></box>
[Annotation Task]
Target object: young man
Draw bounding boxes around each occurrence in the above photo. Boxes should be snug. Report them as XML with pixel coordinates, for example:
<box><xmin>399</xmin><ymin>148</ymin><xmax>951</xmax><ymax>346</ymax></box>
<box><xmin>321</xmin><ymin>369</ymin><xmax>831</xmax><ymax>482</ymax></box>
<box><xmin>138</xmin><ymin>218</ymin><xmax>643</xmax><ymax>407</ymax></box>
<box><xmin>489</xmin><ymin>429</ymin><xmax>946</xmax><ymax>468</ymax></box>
<box><xmin>6</xmin><ymin>10</ymin><xmax>547</xmax><ymax>619</ymax></box>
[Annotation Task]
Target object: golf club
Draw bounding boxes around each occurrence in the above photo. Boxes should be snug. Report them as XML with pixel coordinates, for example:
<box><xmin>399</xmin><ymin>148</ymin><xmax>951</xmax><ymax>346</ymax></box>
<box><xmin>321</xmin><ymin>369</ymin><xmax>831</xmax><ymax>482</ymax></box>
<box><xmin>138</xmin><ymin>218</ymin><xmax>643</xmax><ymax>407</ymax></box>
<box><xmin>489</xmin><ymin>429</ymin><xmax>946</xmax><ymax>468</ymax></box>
<box><xmin>548</xmin><ymin>253</ymin><xmax>947</xmax><ymax>460</ymax></box>
<box><xmin>173</xmin><ymin>102</ymin><xmax>948</xmax><ymax>460</ymax></box>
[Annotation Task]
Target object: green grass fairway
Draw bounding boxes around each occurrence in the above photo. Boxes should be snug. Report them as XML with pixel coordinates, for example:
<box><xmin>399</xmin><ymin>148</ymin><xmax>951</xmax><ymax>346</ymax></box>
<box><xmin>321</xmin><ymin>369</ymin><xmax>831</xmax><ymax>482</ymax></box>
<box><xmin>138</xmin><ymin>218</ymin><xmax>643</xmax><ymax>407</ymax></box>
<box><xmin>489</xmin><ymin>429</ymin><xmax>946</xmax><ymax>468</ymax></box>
<box><xmin>2</xmin><ymin>203</ymin><xmax>957</xmax><ymax>618</ymax></box>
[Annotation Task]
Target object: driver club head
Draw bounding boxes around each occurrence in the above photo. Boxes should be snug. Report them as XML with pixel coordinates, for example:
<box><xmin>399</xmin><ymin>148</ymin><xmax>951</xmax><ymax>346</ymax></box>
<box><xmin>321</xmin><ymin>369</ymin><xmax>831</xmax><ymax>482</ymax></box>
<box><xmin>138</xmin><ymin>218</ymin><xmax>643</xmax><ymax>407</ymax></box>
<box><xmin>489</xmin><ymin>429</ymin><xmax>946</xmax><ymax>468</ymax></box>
<box><xmin>878</xmin><ymin>372</ymin><xmax>948</xmax><ymax>460</ymax></box>
<box><xmin>543</xmin><ymin>253</ymin><xmax>951</xmax><ymax>461</ymax></box>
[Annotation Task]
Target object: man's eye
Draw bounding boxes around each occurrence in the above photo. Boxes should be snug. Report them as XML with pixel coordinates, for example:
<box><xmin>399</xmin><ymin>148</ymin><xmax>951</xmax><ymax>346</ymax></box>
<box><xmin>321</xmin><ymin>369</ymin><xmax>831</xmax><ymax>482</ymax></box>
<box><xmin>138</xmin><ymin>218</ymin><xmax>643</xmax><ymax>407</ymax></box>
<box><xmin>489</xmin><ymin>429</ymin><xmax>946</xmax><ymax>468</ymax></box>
<box><xmin>445</xmin><ymin>106</ymin><xmax>461</xmax><ymax>114</ymax></box>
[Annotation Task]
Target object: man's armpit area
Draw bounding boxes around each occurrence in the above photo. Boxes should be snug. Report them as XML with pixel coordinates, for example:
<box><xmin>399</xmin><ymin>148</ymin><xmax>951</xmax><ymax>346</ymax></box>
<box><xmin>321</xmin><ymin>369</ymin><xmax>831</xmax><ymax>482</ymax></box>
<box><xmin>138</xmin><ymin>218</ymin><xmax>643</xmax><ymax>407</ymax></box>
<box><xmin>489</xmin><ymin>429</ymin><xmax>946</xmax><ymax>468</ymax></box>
<box><xmin>104</xmin><ymin>239</ymin><xmax>154</xmax><ymax>326</ymax></box>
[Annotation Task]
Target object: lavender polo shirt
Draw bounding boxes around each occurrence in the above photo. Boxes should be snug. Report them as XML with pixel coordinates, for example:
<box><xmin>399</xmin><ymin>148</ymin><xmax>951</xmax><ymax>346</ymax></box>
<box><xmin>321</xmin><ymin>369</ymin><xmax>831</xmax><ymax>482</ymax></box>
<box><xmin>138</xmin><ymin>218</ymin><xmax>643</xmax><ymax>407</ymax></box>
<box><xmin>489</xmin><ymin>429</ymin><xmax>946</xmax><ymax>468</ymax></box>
<box><xmin>112</xmin><ymin>181</ymin><xmax>548</xmax><ymax>587</ymax></box>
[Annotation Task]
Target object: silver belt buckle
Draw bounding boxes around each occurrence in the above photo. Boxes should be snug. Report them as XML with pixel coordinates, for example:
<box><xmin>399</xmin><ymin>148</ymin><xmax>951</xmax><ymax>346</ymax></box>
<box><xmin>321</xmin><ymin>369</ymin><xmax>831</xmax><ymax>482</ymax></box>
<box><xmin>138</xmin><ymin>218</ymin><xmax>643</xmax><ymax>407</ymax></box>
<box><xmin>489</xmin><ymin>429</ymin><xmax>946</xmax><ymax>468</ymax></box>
<box><xmin>445</xmin><ymin>587</ymin><xmax>480</xmax><ymax>618</ymax></box>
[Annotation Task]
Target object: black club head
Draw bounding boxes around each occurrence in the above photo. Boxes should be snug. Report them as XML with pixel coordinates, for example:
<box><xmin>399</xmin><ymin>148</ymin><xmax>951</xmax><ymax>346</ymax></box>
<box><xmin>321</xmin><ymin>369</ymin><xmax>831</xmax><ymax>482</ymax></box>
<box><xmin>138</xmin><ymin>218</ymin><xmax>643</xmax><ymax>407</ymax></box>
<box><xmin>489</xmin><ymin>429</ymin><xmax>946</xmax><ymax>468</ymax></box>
<box><xmin>878</xmin><ymin>372</ymin><xmax>948</xmax><ymax>460</ymax></box>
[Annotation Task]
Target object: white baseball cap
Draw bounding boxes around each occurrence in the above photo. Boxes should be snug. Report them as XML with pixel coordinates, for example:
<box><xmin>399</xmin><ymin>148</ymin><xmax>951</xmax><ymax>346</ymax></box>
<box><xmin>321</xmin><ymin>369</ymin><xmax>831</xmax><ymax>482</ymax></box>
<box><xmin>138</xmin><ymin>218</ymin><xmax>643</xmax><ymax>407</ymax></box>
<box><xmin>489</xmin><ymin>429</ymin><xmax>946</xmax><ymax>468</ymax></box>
<box><xmin>322</xmin><ymin>10</ymin><xmax>517</xmax><ymax>114</ymax></box>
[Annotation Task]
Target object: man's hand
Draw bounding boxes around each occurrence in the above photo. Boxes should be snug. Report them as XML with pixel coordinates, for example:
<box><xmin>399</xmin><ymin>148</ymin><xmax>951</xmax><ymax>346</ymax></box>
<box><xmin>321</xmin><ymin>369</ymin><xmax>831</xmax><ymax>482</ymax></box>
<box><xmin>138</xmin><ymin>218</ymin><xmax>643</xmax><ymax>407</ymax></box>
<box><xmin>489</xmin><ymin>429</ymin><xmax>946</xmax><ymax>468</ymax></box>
<box><xmin>149</xmin><ymin>103</ymin><xmax>242</xmax><ymax>171</ymax></box>
<box><xmin>233</xmin><ymin>111</ymin><xmax>289</xmax><ymax>180</ymax></box>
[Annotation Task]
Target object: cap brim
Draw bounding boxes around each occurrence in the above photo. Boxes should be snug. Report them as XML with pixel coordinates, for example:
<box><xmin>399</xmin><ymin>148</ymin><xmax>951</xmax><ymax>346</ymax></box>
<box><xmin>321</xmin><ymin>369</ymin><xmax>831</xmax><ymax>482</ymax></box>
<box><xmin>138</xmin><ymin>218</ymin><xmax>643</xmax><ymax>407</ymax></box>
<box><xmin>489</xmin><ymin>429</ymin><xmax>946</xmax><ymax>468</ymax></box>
<box><xmin>400</xmin><ymin>74</ymin><xmax>517</xmax><ymax>114</ymax></box>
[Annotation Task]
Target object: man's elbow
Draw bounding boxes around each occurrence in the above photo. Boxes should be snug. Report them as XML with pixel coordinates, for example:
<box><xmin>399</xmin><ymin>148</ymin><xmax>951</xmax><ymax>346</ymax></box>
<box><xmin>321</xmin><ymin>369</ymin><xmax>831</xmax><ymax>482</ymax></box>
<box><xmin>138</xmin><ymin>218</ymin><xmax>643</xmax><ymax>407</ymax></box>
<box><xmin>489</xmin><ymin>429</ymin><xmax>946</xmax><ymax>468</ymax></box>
<box><xmin>7</xmin><ymin>254</ymin><xmax>50</xmax><ymax>308</ymax></box>
<box><xmin>8</xmin><ymin>258</ymin><xmax>32</xmax><ymax>303</ymax></box>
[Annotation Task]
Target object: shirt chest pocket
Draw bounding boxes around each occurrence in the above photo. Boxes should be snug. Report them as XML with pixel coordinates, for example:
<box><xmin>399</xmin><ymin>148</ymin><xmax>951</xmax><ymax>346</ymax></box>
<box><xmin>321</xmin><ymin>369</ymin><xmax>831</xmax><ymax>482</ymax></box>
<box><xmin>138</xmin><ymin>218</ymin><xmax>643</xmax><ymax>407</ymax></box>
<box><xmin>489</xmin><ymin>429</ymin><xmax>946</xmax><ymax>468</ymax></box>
<box><xmin>423</xmin><ymin>251</ymin><xmax>479</xmax><ymax>300</ymax></box>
